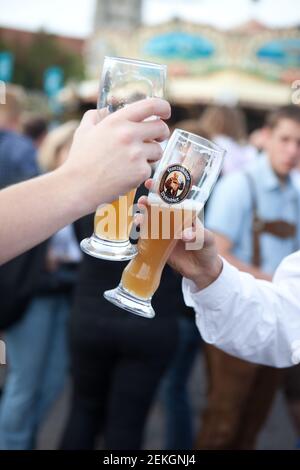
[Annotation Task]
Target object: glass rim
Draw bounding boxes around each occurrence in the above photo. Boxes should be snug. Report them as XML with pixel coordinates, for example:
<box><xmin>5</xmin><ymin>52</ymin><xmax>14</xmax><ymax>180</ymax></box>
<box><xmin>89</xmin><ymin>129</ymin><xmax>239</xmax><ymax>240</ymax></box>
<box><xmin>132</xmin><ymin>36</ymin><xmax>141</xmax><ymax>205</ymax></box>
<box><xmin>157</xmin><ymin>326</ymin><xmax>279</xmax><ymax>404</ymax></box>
<box><xmin>173</xmin><ymin>128</ymin><xmax>225</xmax><ymax>155</ymax></box>
<box><xmin>104</xmin><ymin>55</ymin><xmax>167</xmax><ymax>70</ymax></box>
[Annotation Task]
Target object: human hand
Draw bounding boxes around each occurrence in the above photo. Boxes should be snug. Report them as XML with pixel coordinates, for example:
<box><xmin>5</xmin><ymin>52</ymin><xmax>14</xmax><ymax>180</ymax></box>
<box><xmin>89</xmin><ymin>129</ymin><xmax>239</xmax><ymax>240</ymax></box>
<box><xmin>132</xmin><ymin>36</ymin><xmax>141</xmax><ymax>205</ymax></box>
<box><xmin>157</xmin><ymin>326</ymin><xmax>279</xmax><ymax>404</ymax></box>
<box><xmin>137</xmin><ymin>180</ymin><xmax>223</xmax><ymax>291</ymax></box>
<box><xmin>62</xmin><ymin>98</ymin><xmax>171</xmax><ymax>213</ymax></box>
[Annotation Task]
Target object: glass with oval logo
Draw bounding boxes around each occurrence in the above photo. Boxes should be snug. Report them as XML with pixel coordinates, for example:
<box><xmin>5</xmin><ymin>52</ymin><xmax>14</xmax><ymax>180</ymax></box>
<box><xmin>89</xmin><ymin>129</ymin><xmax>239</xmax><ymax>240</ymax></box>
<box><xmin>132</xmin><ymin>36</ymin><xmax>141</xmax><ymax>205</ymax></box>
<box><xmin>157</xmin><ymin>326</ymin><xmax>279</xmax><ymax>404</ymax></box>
<box><xmin>104</xmin><ymin>129</ymin><xmax>225</xmax><ymax>318</ymax></box>
<box><xmin>80</xmin><ymin>56</ymin><xmax>167</xmax><ymax>261</ymax></box>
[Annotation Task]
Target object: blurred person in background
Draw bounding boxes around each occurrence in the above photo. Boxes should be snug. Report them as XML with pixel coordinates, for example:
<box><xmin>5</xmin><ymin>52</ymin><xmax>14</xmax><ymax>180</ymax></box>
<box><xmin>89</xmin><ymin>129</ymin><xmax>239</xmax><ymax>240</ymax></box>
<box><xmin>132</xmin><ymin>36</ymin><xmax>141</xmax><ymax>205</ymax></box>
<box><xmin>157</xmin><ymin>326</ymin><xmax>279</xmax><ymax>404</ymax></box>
<box><xmin>0</xmin><ymin>121</ymin><xmax>81</xmax><ymax>450</ymax></box>
<box><xmin>0</xmin><ymin>84</ymin><xmax>43</xmax><ymax>342</ymax></box>
<box><xmin>0</xmin><ymin>86</ymin><xmax>41</xmax><ymax>402</ymax></box>
<box><xmin>59</xmin><ymin>197</ymin><xmax>183</xmax><ymax>450</ymax></box>
<box><xmin>22</xmin><ymin>113</ymin><xmax>48</xmax><ymax>149</ymax></box>
<box><xmin>0</xmin><ymin>86</ymin><xmax>39</xmax><ymax>188</ymax></box>
<box><xmin>159</xmin><ymin>119</ymin><xmax>206</xmax><ymax>450</ymax></box>
<box><xmin>249</xmin><ymin>126</ymin><xmax>268</xmax><ymax>154</ymax></box>
<box><xmin>289</xmin><ymin>141</ymin><xmax>300</xmax><ymax>449</ymax></box>
<box><xmin>196</xmin><ymin>105</ymin><xmax>300</xmax><ymax>449</ymax></box>
<box><xmin>291</xmin><ymin>146</ymin><xmax>300</xmax><ymax>195</ymax></box>
<box><xmin>200</xmin><ymin>105</ymin><xmax>257</xmax><ymax>175</ymax></box>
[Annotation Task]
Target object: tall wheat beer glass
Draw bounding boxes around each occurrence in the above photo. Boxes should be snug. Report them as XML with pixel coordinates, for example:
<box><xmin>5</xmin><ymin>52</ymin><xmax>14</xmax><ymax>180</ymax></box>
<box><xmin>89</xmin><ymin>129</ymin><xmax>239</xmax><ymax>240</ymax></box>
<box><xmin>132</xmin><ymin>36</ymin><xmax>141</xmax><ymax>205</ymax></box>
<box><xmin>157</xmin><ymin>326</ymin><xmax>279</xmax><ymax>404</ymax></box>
<box><xmin>104</xmin><ymin>129</ymin><xmax>225</xmax><ymax>317</ymax></box>
<box><xmin>80</xmin><ymin>56</ymin><xmax>166</xmax><ymax>261</ymax></box>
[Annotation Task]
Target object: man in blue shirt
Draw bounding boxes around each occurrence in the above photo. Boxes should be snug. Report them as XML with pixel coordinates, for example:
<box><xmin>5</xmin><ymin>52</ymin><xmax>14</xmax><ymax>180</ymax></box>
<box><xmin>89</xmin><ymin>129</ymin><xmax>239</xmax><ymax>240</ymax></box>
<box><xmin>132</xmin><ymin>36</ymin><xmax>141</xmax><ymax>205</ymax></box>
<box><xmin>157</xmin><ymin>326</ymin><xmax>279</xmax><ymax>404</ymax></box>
<box><xmin>0</xmin><ymin>88</ymin><xmax>39</xmax><ymax>189</ymax></box>
<box><xmin>198</xmin><ymin>105</ymin><xmax>300</xmax><ymax>449</ymax></box>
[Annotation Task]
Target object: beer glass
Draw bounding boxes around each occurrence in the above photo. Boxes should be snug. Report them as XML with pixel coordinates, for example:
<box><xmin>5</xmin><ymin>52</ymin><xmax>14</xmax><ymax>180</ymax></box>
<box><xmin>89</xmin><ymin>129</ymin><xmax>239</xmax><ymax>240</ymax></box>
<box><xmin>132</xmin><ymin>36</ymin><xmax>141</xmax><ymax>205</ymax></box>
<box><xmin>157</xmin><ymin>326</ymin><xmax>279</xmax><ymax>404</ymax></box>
<box><xmin>104</xmin><ymin>129</ymin><xmax>225</xmax><ymax>318</ymax></box>
<box><xmin>80</xmin><ymin>56</ymin><xmax>167</xmax><ymax>261</ymax></box>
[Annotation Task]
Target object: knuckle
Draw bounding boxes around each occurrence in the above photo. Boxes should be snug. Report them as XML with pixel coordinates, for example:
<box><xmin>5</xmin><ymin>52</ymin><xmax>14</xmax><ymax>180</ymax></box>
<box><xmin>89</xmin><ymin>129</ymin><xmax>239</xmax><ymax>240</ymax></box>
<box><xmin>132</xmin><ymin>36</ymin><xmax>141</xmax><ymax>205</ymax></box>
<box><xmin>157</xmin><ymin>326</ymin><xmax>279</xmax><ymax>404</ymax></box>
<box><xmin>155</xmin><ymin>119</ymin><xmax>165</xmax><ymax>132</ymax></box>
<box><xmin>83</xmin><ymin>109</ymin><xmax>95</xmax><ymax>119</ymax></box>
<box><xmin>162</xmin><ymin>121</ymin><xmax>170</xmax><ymax>138</ymax></box>
<box><xmin>157</xmin><ymin>120</ymin><xmax>169</xmax><ymax>138</ymax></box>
<box><xmin>73</xmin><ymin>127</ymin><xmax>81</xmax><ymax>139</ymax></box>
<box><xmin>140</xmin><ymin>164</ymin><xmax>151</xmax><ymax>181</ymax></box>
<box><xmin>118</xmin><ymin>127</ymin><xmax>134</xmax><ymax>145</ymax></box>
<box><xmin>153</xmin><ymin>142</ymin><xmax>163</xmax><ymax>159</ymax></box>
<box><xmin>130</xmin><ymin>146</ymin><xmax>143</xmax><ymax>162</ymax></box>
<box><xmin>145</xmin><ymin>99</ymin><xmax>156</xmax><ymax>117</ymax></box>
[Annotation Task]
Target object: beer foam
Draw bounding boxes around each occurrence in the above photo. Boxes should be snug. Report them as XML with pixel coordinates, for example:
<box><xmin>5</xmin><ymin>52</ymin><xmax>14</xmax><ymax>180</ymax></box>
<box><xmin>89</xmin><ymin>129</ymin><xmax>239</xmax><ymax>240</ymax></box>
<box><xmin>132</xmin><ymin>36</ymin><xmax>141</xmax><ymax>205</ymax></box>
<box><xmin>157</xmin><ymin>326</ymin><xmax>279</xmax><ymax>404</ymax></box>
<box><xmin>148</xmin><ymin>193</ymin><xmax>204</xmax><ymax>212</ymax></box>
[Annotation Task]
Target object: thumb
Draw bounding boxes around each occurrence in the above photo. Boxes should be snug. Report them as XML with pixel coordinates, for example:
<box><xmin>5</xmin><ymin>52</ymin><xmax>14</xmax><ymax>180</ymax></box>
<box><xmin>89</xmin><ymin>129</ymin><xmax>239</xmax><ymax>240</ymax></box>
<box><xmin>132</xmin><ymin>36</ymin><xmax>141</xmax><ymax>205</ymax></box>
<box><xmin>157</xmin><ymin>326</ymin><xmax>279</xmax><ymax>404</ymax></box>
<box><xmin>182</xmin><ymin>218</ymin><xmax>204</xmax><ymax>242</ymax></box>
<box><xmin>182</xmin><ymin>227</ymin><xmax>196</xmax><ymax>242</ymax></box>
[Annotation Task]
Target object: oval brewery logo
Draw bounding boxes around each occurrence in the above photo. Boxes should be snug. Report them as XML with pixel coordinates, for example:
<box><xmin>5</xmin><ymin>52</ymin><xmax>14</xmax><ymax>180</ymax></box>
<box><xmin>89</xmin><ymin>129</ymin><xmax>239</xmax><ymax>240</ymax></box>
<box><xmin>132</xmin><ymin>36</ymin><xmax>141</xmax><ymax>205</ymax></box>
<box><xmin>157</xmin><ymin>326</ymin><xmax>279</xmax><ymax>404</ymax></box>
<box><xmin>159</xmin><ymin>164</ymin><xmax>192</xmax><ymax>204</ymax></box>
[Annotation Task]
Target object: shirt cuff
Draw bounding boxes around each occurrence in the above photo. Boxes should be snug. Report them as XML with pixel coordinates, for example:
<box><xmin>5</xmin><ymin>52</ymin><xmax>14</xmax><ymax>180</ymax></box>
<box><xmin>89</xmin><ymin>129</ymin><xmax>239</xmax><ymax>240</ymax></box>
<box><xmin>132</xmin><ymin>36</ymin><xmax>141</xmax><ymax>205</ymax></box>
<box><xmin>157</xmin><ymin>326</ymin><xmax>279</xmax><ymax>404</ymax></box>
<box><xmin>182</xmin><ymin>258</ymin><xmax>240</xmax><ymax>311</ymax></box>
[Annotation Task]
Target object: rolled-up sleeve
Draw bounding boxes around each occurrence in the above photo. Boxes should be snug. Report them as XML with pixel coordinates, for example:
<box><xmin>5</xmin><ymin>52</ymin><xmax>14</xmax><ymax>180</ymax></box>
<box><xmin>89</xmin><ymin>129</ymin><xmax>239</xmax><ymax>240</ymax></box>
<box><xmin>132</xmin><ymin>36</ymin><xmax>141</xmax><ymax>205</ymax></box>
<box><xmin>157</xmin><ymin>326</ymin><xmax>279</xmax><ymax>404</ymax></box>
<box><xmin>182</xmin><ymin>253</ymin><xmax>300</xmax><ymax>367</ymax></box>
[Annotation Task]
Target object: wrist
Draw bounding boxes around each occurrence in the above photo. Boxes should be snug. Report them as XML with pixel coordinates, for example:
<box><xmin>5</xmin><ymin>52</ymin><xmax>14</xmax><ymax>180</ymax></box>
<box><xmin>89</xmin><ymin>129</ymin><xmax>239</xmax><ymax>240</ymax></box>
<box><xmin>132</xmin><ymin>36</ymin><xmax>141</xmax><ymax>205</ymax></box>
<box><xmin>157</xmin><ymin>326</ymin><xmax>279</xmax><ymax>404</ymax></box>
<box><xmin>191</xmin><ymin>256</ymin><xmax>223</xmax><ymax>291</ymax></box>
<box><xmin>58</xmin><ymin>163</ymin><xmax>105</xmax><ymax>219</ymax></box>
<box><xmin>54</xmin><ymin>165</ymin><xmax>95</xmax><ymax>221</ymax></box>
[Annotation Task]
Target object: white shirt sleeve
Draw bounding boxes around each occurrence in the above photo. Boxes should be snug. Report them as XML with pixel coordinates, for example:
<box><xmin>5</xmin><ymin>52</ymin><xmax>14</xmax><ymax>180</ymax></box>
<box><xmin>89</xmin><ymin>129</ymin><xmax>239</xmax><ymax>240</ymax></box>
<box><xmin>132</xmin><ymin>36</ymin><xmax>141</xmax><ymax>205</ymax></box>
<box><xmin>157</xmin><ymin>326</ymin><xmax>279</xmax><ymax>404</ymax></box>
<box><xmin>182</xmin><ymin>251</ymin><xmax>300</xmax><ymax>368</ymax></box>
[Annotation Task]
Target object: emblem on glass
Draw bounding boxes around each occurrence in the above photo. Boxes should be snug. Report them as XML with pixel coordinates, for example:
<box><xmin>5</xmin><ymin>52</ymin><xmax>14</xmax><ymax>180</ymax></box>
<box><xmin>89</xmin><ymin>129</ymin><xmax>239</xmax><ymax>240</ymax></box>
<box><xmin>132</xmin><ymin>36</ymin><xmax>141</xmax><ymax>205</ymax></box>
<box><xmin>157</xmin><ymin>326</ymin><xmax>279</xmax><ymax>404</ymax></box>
<box><xmin>104</xmin><ymin>129</ymin><xmax>226</xmax><ymax>318</ymax></box>
<box><xmin>80</xmin><ymin>56</ymin><xmax>167</xmax><ymax>261</ymax></box>
<box><xmin>159</xmin><ymin>164</ymin><xmax>192</xmax><ymax>204</ymax></box>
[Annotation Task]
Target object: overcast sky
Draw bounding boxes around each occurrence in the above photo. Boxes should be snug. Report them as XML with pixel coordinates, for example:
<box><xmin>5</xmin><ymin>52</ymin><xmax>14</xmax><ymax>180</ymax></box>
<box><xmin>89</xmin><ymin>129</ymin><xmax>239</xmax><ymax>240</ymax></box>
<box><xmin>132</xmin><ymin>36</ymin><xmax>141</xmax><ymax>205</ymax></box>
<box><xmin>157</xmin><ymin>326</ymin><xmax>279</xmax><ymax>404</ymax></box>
<box><xmin>0</xmin><ymin>0</ymin><xmax>300</xmax><ymax>38</ymax></box>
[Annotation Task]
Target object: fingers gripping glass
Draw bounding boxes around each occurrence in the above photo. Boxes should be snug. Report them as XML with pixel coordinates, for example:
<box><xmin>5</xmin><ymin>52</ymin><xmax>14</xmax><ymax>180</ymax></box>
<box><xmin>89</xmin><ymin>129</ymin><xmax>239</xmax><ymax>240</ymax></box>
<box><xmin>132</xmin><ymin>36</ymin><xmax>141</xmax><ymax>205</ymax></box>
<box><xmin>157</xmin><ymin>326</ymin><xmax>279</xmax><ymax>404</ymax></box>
<box><xmin>104</xmin><ymin>129</ymin><xmax>225</xmax><ymax>318</ymax></box>
<box><xmin>80</xmin><ymin>56</ymin><xmax>167</xmax><ymax>261</ymax></box>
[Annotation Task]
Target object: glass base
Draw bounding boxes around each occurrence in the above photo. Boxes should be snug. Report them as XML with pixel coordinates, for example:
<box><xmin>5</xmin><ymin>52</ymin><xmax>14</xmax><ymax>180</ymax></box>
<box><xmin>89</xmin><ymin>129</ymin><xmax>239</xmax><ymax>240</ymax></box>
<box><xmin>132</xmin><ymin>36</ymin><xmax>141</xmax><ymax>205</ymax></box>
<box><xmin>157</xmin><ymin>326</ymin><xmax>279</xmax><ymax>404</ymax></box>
<box><xmin>80</xmin><ymin>234</ymin><xmax>138</xmax><ymax>261</ymax></box>
<box><xmin>104</xmin><ymin>285</ymin><xmax>155</xmax><ymax>319</ymax></box>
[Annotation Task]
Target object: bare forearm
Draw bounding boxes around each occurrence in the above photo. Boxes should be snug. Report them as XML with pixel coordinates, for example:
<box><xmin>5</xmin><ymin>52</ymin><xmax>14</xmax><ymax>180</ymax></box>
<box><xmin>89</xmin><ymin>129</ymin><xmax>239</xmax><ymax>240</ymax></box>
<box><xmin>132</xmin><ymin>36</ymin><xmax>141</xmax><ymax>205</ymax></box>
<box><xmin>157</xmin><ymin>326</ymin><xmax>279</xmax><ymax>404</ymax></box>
<box><xmin>0</xmin><ymin>99</ymin><xmax>171</xmax><ymax>265</ymax></box>
<box><xmin>0</xmin><ymin>168</ymin><xmax>88</xmax><ymax>264</ymax></box>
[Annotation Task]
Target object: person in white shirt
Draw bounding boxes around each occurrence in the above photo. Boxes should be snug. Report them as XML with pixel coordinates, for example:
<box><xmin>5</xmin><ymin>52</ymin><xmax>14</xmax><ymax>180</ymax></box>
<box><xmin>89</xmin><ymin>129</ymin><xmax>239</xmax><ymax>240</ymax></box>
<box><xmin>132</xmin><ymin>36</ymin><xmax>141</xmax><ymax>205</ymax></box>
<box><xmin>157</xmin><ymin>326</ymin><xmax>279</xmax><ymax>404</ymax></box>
<box><xmin>198</xmin><ymin>104</ymin><xmax>300</xmax><ymax>450</ymax></box>
<box><xmin>166</xmin><ymin>225</ymin><xmax>300</xmax><ymax>369</ymax></box>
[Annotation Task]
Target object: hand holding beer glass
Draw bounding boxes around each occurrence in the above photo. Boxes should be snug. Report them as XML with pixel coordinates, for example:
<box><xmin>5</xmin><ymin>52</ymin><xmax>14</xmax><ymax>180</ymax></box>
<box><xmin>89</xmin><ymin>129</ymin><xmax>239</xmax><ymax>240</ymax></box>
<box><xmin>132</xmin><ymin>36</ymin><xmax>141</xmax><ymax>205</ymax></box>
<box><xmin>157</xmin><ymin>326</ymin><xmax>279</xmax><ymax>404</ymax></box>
<box><xmin>104</xmin><ymin>129</ymin><xmax>225</xmax><ymax>318</ymax></box>
<box><xmin>80</xmin><ymin>56</ymin><xmax>167</xmax><ymax>261</ymax></box>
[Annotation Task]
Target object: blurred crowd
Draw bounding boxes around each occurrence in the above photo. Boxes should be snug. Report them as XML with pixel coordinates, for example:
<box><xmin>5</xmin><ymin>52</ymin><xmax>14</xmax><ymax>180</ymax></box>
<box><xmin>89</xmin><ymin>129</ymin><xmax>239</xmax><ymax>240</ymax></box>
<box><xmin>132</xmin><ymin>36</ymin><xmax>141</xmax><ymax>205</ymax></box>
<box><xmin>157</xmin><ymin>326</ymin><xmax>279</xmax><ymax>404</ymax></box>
<box><xmin>1</xmin><ymin>85</ymin><xmax>300</xmax><ymax>450</ymax></box>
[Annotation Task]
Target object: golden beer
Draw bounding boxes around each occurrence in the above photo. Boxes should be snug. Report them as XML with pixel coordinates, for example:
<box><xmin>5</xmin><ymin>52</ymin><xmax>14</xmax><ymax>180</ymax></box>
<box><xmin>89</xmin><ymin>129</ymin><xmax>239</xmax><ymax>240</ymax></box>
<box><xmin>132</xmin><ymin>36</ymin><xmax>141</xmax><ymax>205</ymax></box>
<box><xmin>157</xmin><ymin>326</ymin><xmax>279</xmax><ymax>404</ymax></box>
<box><xmin>80</xmin><ymin>56</ymin><xmax>166</xmax><ymax>261</ymax></box>
<box><xmin>94</xmin><ymin>189</ymin><xmax>136</xmax><ymax>242</ymax></box>
<box><xmin>104</xmin><ymin>129</ymin><xmax>225</xmax><ymax>317</ymax></box>
<box><xmin>122</xmin><ymin>202</ymin><xmax>198</xmax><ymax>299</ymax></box>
